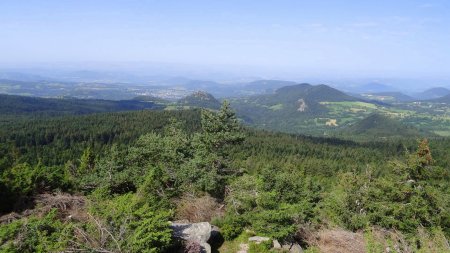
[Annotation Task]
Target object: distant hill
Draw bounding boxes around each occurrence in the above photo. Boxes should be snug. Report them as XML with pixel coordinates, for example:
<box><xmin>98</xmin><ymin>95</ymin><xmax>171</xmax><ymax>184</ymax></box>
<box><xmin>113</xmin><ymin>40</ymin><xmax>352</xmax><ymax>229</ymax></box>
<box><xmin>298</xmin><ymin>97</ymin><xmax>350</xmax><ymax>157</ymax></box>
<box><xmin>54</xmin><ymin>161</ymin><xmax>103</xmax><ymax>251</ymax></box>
<box><xmin>276</xmin><ymin>84</ymin><xmax>358</xmax><ymax>102</ymax></box>
<box><xmin>178</xmin><ymin>91</ymin><xmax>221</xmax><ymax>109</ymax></box>
<box><xmin>230</xmin><ymin>83</ymin><xmax>364</xmax><ymax>134</ymax></box>
<box><xmin>346</xmin><ymin>114</ymin><xmax>424</xmax><ymax>138</ymax></box>
<box><xmin>0</xmin><ymin>94</ymin><xmax>162</xmax><ymax>116</ymax></box>
<box><xmin>248</xmin><ymin>83</ymin><xmax>359</xmax><ymax>113</ymax></box>
<box><xmin>428</xmin><ymin>93</ymin><xmax>450</xmax><ymax>103</ymax></box>
<box><xmin>414</xmin><ymin>87</ymin><xmax>450</xmax><ymax>100</ymax></box>
<box><xmin>359</xmin><ymin>92</ymin><xmax>414</xmax><ymax>102</ymax></box>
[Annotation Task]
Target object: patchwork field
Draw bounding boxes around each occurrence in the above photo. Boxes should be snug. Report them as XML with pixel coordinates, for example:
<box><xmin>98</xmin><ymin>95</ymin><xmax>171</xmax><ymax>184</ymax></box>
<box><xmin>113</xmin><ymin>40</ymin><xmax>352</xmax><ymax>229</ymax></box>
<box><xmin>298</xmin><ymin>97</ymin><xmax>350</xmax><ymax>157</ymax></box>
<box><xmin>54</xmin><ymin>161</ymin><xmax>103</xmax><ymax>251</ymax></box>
<box><xmin>231</xmin><ymin>96</ymin><xmax>450</xmax><ymax>137</ymax></box>
<box><xmin>319</xmin><ymin>101</ymin><xmax>450</xmax><ymax>136</ymax></box>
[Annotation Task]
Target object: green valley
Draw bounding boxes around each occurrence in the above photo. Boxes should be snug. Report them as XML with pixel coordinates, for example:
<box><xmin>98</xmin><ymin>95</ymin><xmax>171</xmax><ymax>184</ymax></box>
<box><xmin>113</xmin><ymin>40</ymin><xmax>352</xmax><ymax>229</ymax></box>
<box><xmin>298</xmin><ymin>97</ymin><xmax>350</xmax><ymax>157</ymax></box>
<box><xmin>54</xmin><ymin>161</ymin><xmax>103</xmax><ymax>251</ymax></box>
<box><xmin>229</xmin><ymin>84</ymin><xmax>450</xmax><ymax>138</ymax></box>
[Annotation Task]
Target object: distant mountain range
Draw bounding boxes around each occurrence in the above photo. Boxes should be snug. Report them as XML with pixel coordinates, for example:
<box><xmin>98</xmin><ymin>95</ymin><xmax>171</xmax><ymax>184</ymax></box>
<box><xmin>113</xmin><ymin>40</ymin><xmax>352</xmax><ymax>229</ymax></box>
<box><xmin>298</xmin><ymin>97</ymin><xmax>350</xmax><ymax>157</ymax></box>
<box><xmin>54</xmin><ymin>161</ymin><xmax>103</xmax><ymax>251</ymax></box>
<box><xmin>1</xmin><ymin>81</ymin><xmax>448</xmax><ymax>137</ymax></box>
<box><xmin>2</xmin><ymin>70</ymin><xmax>450</xmax><ymax>101</ymax></box>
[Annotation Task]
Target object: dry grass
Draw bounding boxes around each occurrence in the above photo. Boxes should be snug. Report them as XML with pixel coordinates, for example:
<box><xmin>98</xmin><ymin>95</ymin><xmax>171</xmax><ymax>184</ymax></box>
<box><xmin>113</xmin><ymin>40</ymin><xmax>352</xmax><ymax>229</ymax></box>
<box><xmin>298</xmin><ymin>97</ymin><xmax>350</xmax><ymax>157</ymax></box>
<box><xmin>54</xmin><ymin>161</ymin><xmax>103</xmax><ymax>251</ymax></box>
<box><xmin>308</xmin><ymin>229</ymin><xmax>366</xmax><ymax>253</ymax></box>
<box><xmin>0</xmin><ymin>212</ymin><xmax>21</xmax><ymax>224</ymax></box>
<box><xmin>34</xmin><ymin>193</ymin><xmax>87</xmax><ymax>221</ymax></box>
<box><xmin>175</xmin><ymin>194</ymin><xmax>224</xmax><ymax>223</ymax></box>
<box><xmin>367</xmin><ymin>228</ymin><xmax>412</xmax><ymax>253</ymax></box>
<box><xmin>0</xmin><ymin>193</ymin><xmax>86</xmax><ymax>224</ymax></box>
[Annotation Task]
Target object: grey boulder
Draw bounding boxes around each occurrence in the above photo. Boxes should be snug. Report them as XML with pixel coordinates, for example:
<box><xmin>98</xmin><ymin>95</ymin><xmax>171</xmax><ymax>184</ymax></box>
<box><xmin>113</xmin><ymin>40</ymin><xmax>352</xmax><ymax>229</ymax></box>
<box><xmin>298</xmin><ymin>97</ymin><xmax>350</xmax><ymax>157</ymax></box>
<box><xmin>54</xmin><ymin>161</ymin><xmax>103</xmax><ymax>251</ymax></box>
<box><xmin>170</xmin><ymin>222</ymin><xmax>212</xmax><ymax>253</ymax></box>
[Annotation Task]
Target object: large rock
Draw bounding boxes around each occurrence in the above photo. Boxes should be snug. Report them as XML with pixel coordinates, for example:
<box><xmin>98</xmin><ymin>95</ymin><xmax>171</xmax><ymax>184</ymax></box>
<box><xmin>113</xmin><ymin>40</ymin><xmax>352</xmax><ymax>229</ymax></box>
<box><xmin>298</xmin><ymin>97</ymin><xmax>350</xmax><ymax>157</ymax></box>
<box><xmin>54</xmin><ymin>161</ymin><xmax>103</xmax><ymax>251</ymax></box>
<box><xmin>170</xmin><ymin>222</ymin><xmax>212</xmax><ymax>253</ymax></box>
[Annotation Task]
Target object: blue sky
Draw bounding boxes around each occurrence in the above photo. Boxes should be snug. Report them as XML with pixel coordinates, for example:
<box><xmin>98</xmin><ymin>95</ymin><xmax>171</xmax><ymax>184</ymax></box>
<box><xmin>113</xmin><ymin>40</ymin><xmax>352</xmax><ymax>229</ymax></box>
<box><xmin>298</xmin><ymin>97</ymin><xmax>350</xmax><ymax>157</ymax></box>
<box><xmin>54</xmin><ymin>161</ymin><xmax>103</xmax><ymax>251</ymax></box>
<box><xmin>1</xmin><ymin>0</ymin><xmax>450</xmax><ymax>78</ymax></box>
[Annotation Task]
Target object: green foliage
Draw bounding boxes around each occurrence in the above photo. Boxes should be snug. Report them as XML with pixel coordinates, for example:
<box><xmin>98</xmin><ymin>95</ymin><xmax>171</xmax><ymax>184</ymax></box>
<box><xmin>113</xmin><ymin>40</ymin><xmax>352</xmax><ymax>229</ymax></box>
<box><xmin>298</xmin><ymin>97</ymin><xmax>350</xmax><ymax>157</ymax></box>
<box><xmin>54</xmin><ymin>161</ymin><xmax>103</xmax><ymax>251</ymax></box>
<box><xmin>0</xmin><ymin>219</ymin><xmax>22</xmax><ymax>251</ymax></box>
<box><xmin>0</xmin><ymin>209</ymin><xmax>72</xmax><ymax>253</ymax></box>
<box><xmin>248</xmin><ymin>206</ymin><xmax>298</xmax><ymax>240</ymax></box>
<box><xmin>196</xmin><ymin>100</ymin><xmax>245</xmax><ymax>155</ymax></box>
<box><xmin>326</xmin><ymin>141</ymin><xmax>450</xmax><ymax>234</ymax></box>
<box><xmin>78</xmin><ymin>147</ymin><xmax>95</xmax><ymax>175</ymax></box>
<box><xmin>224</xmin><ymin>167</ymin><xmax>321</xmax><ymax>240</ymax></box>
<box><xmin>137</xmin><ymin>165</ymin><xmax>176</xmax><ymax>208</ymax></box>
<box><xmin>89</xmin><ymin>193</ymin><xmax>173</xmax><ymax>252</ymax></box>
<box><xmin>248</xmin><ymin>240</ymin><xmax>273</xmax><ymax>253</ymax></box>
<box><xmin>213</xmin><ymin>215</ymin><xmax>247</xmax><ymax>241</ymax></box>
<box><xmin>1</xmin><ymin>163</ymin><xmax>35</xmax><ymax>196</ymax></box>
<box><xmin>33</xmin><ymin>163</ymin><xmax>72</xmax><ymax>193</ymax></box>
<box><xmin>0</xmin><ymin>162</ymin><xmax>72</xmax><ymax>212</ymax></box>
<box><xmin>127</xmin><ymin>205</ymin><xmax>173</xmax><ymax>253</ymax></box>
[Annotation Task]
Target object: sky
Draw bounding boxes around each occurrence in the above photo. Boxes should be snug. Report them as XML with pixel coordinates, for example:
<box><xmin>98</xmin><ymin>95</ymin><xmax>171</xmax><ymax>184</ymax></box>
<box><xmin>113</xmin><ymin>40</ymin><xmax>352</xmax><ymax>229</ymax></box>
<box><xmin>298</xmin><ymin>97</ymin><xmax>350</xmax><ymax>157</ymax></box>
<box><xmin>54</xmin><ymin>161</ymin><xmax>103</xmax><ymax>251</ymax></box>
<box><xmin>1</xmin><ymin>0</ymin><xmax>450</xmax><ymax>79</ymax></box>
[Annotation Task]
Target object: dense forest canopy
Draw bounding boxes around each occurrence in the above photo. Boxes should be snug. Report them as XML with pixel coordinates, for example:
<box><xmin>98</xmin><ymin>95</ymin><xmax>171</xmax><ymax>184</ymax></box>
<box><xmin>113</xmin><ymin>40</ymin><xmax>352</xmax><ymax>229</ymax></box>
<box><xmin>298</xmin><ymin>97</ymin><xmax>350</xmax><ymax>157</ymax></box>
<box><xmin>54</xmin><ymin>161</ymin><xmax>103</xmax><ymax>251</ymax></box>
<box><xmin>0</xmin><ymin>101</ymin><xmax>449</xmax><ymax>252</ymax></box>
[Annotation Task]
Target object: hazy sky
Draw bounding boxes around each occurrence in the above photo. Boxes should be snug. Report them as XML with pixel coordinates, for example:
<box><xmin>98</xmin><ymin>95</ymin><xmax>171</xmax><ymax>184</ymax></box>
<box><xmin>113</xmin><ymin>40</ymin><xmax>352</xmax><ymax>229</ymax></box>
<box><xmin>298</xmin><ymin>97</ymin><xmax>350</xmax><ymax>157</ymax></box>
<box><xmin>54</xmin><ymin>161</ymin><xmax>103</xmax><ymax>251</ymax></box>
<box><xmin>1</xmin><ymin>0</ymin><xmax>450</xmax><ymax>78</ymax></box>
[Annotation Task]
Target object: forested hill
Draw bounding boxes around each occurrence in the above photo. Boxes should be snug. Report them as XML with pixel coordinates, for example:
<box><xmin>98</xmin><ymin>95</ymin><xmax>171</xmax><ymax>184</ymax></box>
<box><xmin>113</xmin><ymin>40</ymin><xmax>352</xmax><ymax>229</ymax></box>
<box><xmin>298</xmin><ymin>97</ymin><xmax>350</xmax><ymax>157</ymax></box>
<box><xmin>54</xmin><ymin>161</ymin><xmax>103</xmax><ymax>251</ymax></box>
<box><xmin>345</xmin><ymin>113</ymin><xmax>427</xmax><ymax>138</ymax></box>
<box><xmin>177</xmin><ymin>91</ymin><xmax>221</xmax><ymax>109</ymax></box>
<box><xmin>274</xmin><ymin>83</ymin><xmax>358</xmax><ymax>103</ymax></box>
<box><xmin>245</xmin><ymin>83</ymin><xmax>359</xmax><ymax>112</ymax></box>
<box><xmin>229</xmin><ymin>83</ymin><xmax>364</xmax><ymax>134</ymax></box>
<box><xmin>0</xmin><ymin>94</ymin><xmax>164</xmax><ymax>116</ymax></box>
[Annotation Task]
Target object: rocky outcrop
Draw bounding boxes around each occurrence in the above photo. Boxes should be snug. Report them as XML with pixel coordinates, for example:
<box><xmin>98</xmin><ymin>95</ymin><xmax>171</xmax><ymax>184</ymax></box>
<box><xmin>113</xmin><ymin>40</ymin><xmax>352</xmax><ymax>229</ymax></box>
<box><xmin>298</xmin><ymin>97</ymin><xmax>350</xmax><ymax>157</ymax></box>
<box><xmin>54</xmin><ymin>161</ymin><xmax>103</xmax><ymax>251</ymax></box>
<box><xmin>298</xmin><ymin>98</ymin><xmax>308</xmax><ymax>112</ymax></box>
<box><xmin>170</xmin><ymin>222</ymin><xmax>212</xmax><ymax>253</ymax></box>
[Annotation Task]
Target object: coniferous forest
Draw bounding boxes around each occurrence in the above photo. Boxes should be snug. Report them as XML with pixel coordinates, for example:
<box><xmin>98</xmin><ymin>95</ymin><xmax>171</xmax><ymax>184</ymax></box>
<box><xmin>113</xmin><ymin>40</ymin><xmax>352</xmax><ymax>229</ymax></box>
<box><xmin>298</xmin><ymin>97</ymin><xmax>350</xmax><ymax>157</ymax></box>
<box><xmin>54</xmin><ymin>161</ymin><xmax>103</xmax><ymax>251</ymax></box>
<box><xmin>0</xmin><ymin>101</ymin><xmax>449</xmax><ymax>252</ymax></box>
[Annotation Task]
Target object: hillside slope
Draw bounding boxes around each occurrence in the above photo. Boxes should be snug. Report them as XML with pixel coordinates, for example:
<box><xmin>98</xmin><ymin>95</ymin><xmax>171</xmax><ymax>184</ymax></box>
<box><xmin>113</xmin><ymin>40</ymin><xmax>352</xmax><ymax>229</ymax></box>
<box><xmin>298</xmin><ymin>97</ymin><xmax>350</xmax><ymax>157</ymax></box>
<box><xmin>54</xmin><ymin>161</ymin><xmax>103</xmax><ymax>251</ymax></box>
<box><xmin>346</xmin><ymin>113</ymin><xmax>425</xmax><ymax>138</ymax></box>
